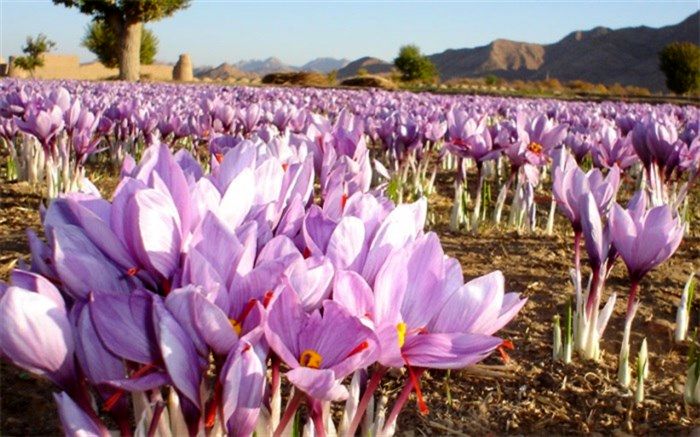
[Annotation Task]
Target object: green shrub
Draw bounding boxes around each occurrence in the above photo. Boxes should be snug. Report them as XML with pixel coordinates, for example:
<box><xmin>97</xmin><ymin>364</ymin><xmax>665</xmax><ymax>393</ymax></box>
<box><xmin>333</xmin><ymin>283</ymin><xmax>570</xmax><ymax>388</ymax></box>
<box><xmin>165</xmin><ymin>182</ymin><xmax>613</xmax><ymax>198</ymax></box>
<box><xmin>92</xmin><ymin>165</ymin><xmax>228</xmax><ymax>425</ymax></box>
<box><xmin>393</xmin><ymin>45</ymin><xmax>438</xmax><ymax>82</ymax></box>
<box><xmin>659</xmin><ymin>41</ymin><xmax>700</xmax><ymax>95</ymax></box>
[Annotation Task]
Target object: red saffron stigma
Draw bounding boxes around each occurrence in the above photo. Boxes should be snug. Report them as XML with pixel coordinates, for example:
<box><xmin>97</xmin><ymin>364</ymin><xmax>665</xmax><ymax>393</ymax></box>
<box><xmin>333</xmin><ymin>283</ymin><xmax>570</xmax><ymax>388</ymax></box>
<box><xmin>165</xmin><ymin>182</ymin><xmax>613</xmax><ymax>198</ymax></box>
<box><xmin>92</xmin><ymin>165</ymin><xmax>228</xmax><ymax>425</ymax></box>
<box><xmin>497</xmin><ymin>339</ymin><xmax>515</xmax><ymax>363</ymax></box>
<box><xmin>302</xmin><ymin>247</ymin><xmax>312</xmax><ymax>259</ymax></box>
<box><xmin>103</xmin><ymin>389</ymin><xmax>125</xmax><ymax>412</ymax></box>
<box><xmin>214</xmin><ymin>153</ymin><xmax>224</xmax><ymax>164</ymax></box>
<box><xmin>205</xmin><ymin>381</ymin><xmax>223</xmax><ymax>428</ymax></box>
<box><xmin>281</xmin><ymin>163</ymin><xmax>289</xmax><ymax>172</ymax></box>
<box><xmin>262</xmin><ymin>290</ymin><xmax>274</xmax><ymax>308</ymax></box>
<box><xmin>341</xmin><ymin>193</ymin><xmax>349</xmax><ymax>211</ymax></box>
<box><xmin>161</xmin><ymin>278</ymin><xmax>172</xmax><ymax>295</ymax></box>
<box><xmin>126</xmin><ymin>267</ymin><xmax>139</xmax><ymax>277</ymax></box>
<box><xmin>104</xmin><ymin>363</ymin><xmax>156</xmax><ymax>412</ymax></box>
<box><xmin>345</xmin><ymin>341</ymin><xmax>369</xmax><ymax>358</ymax></box>
<box><xmin>236</xmin><ymin>299</ymin><xmax>257</xmax><ymax>330</ymax></box>
<box><xmin>405</xmin><ymin>360</ymin><xmax>428</xmax><ymax>415</ymax></box>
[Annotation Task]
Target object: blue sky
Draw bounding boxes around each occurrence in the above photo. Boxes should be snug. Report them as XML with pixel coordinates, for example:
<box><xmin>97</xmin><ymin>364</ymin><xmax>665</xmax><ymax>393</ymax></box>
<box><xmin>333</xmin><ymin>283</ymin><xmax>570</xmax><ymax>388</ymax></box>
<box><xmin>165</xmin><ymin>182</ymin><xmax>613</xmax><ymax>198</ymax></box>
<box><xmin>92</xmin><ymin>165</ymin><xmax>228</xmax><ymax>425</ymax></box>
<box><xmin>1</xmin><ymin>0</ymin><xmax>698</xmax><ymax>67</ymax></box>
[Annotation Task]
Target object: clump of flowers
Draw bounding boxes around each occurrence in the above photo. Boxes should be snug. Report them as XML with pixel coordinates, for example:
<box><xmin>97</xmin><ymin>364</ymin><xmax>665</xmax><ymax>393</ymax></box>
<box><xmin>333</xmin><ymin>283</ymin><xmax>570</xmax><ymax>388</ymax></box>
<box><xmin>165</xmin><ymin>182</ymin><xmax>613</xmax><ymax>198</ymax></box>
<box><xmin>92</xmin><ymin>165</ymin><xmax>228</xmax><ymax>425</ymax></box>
<box><xmin>0</xmin><ymin>132</ymin><xmax>525</xmax><ymax>435</ymax></box>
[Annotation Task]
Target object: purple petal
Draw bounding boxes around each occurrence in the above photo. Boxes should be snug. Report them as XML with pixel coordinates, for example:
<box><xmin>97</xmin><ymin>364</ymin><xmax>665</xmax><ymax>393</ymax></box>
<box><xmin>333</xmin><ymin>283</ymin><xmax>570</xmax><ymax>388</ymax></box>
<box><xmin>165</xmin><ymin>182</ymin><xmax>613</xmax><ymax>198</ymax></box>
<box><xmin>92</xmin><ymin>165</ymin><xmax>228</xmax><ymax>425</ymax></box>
<box><xmin>286</xmin><ymin>256</ymin><xmax>334</xmax><ymax>311</ymax></box>
<box><xmin>90</xmin><ymin>291</ymin><xmax>159</xmax><ymax>364</ymax></box>
<box><xmin>217</xmin><ymin>168</ymin><xmax>255</xmax><ymax>229</ymax></box>
<box><xmin>153</xmin><ymin>300</ymin><xmax>203</xmax><ymax>409</ymax></box>
<box><xmin>190</xmin><ymin>291</ymin><xmax>238</xmax><ymax>355</ymax></box>
<box><xmin>332</xmin><ymin>270</ymin><xmax>374</xmax><ymax>320</ymax></box>
<box><xmin>263</xmin><ymin>285</ymin><xmax>305</xmax><ymax>368</ymax></box>
<box><xmin>286</xmin><ymin>367</ymin><xmax>348</xmax><ymax>401</ymax></box>
<box><xmin>221</xmin><ymin>340</ymin><xmax>265</xmax><ymax>437</ymax></box>
<box><xmin>10</xmin><ymin>269</ymin><xmax>64</xmax><ymax>311</ymax></box>
<box><xmin>402</xmin><ymin>332</ymin><xmax>501</xmax><ymax>369</ymax></box>
<box><xmin>126</xmin><ymin>188</ymin><xmax>182</xmax><ymax>279</ymax></box>
<box><xmin>326</xmin><ymin>216</ymin><xmax>366</xmax><ymax>271</ymax></box>
<box><xmin>53</xmin><ymin>392</ymin><xmax>107</xmax><ymax>437</ymax></box>
<box><xmin>52</xmin><ymin>225</ymin><xmax>132</xmax><ymax>299</ymax></box>
<box><xmin>430</xmin><ymin>271</ymin><xmax>504</xmax><ymax>335</ymax></box>
<box><xmin>0</xmin><ymin>287</ymin><xmax>75</xmax><ymax>387</ymax></box>
<box><xmin>75</xmin><ymin>305</ymin><xmax>125</xmax><ymax>386</ymax></box>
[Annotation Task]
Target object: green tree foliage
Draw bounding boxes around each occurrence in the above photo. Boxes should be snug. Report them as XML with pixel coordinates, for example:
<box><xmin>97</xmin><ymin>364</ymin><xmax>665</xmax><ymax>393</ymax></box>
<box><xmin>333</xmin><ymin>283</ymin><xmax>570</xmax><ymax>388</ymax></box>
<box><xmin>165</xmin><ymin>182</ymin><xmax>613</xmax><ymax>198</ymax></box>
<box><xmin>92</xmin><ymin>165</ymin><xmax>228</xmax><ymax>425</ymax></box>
<box><xmin>326</xmin><ymin>69</ymin><xmax>338</xmax><ymax>84</ymax></box>
<box><xmin>484</xmin><ymin>74</ymin><xmax>503</xmax><ymax>87</ymax></box>
<box><xmin>82</xmin><ymin>20</ymin><xmax>158</xmax><ymax>68</ymax></box>
<box><xmin>659</xmin><ymin>41</ymin><xmax>700</xmax><ymax>95</ymax></box>
<box><xmin>393</xmin><ymin>45</ymin><xmax>438</xmax><ymax>82</ymax></box>
<box><xmin>53</xmin><ymin>0</ymin><xmax>190</xmax><ymax>80</ymax></box>
<box><xmin>13</xmin><ymin>34</ymin><xmax>56</xmax><ymax>76</ymax></box>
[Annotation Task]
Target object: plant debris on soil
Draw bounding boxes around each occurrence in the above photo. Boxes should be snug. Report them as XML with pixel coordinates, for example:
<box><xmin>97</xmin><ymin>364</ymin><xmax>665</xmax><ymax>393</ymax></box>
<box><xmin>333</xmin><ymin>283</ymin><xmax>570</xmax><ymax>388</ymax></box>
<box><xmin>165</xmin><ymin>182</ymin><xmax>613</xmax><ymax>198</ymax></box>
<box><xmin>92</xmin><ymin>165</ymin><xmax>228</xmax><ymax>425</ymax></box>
<box><xmin>1</xmin><ymin>169</ymin><xmax>699</xmax><ymax>435</ymax></box>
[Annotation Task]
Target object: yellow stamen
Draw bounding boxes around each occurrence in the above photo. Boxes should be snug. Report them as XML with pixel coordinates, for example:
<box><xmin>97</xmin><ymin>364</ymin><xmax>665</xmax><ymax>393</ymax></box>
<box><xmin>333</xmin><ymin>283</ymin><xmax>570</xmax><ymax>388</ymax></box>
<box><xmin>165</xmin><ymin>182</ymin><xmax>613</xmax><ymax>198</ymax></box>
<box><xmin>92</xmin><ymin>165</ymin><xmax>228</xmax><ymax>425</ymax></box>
<box><xmin>299</xmin><ymin>349</ymin><xmax>323</xmax><ymax>369</ymax></box>
<box><xmin>229</xmin><ymin>318</ymin><xmax>242</xmax><ymax>336</ymax></box>
<box><xmin>528</xmin><ymin>141</ymin><xmax>543</xmax><ymax>154</ymax></box>
<box><xmin>396</xmin><ymin>322</ymin><xmax>407</xmax><ymax>348</ymax></box>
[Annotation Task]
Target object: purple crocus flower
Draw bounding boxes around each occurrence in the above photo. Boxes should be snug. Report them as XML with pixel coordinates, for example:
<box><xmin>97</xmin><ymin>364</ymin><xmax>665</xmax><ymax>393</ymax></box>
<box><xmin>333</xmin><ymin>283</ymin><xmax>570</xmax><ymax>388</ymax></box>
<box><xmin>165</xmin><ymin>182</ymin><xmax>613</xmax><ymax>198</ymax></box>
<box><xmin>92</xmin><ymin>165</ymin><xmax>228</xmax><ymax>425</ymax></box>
<box><xmin>264</xmin><ymin>285</ymin><xmax>378</xmax><ymax>401</ymax></box>
<box><xmin>515</xmin><ymin>112</ymin><xmax>568</xmax><ymax>166</ymax></box>
<box><xmin>370</xmin><ymin>233</ymin><xmax>505</xmax><ymax>371</ymax></box>
<box><xmin>0</xmin><ymin>286</ymin><xmax>76</xmax><ymax>389</ymax></box>
<box><xmin>608</xmin><ymin>194</ymin><xmax>684</xmax><ymax>385</ymax></box>
<box><xmin>445</xmin><ymin>115</ymin><xmax>494</xmax><ymax>163</ymax></box>
<box><xmin>609</xmin><ymin>199</ymin><xmax>684</xmax><ymax>285</ymax></box>
<box><xmin>563</xmin><ymin>131</ymin><xmax>592</xmax><ymax>163</ymax></box>
<box><xmin>592</xmin><ymin>126</ymin><xmax>638</xmax><ymax>170</ymax></box>
<box><xmin>424</xmin><ymin>118</ymin><xmax>447</xmax><ymax>143</ymax></box>
<box><xmin>340</xmin><ymin>235</ymin><xmax>521</xmax><ymax>435</ymax></box>
<box><xmin>16</xmin><ymin>105</ymin><xmax>65</xmax><ymax>152</ymax></box>
<box><xmin>553</xmin><ymin>150</ymin><xmax>621</xmax><ymax>233</ymax></box>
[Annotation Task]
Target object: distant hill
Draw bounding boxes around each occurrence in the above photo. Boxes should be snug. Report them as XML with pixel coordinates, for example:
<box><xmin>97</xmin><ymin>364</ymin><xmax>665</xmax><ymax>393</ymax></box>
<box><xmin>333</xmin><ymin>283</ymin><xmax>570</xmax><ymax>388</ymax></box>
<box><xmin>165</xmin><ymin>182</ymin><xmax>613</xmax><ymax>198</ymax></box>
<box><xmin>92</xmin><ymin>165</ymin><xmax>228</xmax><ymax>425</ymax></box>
<box><xmin>427</xmin><ymin>11</ymin><xmax>700</xmax><ymax>91</ymax></box>
<box><xmin>234</xmin><ymin>57</ymin><xmax>296</xmax><ymax>75</ymax></box>
<box><xmin>337</xmin><ymin>56</ymin><xmax>395</xmax><ymax>79</ymax></box>
<box><xmin>195</xmin><ymin>63</ymin><xmax>257</xmax><ymax>80</ymax></box>
<box><xmin>301</xmin><ymin>57</ymin><xmax>350</xmax><ymax>73</ymax></box>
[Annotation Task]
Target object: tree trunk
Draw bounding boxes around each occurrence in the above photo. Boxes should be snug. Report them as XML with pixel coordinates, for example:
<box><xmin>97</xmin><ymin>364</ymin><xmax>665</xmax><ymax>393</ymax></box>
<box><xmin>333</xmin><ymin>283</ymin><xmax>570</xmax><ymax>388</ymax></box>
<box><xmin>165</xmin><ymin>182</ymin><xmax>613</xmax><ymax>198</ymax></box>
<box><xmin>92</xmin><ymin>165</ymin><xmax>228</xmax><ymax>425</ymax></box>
<box><xmin>118</xmin><ymin>20</ymin><xmax>142</xmax><ymax>81</ymax></box>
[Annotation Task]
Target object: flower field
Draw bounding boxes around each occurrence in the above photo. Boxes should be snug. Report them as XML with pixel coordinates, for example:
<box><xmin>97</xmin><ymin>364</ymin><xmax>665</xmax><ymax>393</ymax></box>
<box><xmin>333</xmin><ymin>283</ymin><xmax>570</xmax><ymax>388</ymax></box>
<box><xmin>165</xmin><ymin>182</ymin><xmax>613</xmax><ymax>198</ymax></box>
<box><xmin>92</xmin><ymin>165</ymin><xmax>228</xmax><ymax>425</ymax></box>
<box><xmin>0</xmin><ymin>79</ymin><xmax>698</xmax><ymax>435</ymax></box>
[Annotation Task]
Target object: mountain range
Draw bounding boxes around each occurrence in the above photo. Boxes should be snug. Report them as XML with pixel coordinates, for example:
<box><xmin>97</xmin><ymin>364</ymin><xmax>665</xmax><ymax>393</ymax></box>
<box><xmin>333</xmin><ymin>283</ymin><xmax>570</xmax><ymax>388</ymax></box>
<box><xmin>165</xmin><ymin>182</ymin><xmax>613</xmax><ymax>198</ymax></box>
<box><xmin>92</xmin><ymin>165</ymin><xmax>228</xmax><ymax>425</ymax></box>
<box><xmin>195</xmin><ymin>57</ymin><xmax>350</xmax><ymax>80</ymax></box>
<box><xmin>233</xmin><ymin>57</ymin><xmax>350</xmax><ymax>75</ymax></box>
<box><xmin>195</xmin><ymin>12</ymin><xmax>698</xmax><ymax>90</ymax></box>
<box><xmin>426</xmin><ymin>11</ymin><xmax>699</xmax><ymax>90</ymax></box>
